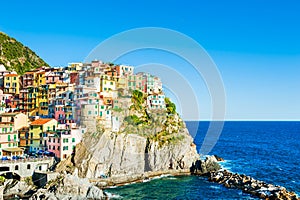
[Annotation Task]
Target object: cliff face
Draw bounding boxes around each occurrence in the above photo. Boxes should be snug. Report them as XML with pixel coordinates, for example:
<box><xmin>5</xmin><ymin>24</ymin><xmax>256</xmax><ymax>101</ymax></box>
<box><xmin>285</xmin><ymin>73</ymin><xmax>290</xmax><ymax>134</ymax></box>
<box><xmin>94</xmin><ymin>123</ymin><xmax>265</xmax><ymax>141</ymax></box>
<box><xmin>73</xmin><ymin>127</ymin><xmax>199</xmax><ymax>179</ymax></box>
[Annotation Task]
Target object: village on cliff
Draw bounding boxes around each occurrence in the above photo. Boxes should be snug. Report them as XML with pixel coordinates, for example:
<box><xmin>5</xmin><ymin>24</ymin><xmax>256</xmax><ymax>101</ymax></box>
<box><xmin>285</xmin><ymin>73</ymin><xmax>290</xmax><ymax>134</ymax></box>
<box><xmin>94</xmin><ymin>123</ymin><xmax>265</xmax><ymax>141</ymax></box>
<box><xmin>0</xmin><ymin>60</ymin><xmax>166</xmax><ymax>160</ymax></box>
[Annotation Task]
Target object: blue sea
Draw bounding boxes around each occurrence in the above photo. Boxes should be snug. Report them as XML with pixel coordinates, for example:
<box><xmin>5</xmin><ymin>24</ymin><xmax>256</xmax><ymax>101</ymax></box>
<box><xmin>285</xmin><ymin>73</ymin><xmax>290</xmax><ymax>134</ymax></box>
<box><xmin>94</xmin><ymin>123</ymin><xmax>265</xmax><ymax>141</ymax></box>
<box><xmin>106</xmin><ymin>121</ymin><xmax>300</xmax><ymax>199</ymax></box>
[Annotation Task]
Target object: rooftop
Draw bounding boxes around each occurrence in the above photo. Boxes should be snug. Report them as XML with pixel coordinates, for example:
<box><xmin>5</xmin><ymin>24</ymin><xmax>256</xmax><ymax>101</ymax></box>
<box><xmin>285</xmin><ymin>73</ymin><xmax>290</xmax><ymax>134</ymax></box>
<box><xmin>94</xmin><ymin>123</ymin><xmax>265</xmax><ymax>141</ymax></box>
<box><xmin>4</xmin><ymin>74</ymin><xmax>18</xmax><ymax>77</ymax></box>
<box><xmin>31</xmin><ymin>118</ymin><xmax>54</xmax><ymax>125</ymax></box>
<box><xmin>0</xmin><ymin>112</ymin><xmax>20</xmax><ymax>116</ymax></box>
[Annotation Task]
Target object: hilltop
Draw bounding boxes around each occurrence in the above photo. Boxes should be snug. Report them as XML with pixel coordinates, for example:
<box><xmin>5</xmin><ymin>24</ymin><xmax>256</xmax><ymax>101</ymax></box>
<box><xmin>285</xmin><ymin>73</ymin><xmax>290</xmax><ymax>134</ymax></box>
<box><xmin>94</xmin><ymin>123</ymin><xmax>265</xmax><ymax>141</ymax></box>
<box><xmin>0</xmin><ymin>32</ymin><xmax>49</xmax><ymax>74</ymax></box>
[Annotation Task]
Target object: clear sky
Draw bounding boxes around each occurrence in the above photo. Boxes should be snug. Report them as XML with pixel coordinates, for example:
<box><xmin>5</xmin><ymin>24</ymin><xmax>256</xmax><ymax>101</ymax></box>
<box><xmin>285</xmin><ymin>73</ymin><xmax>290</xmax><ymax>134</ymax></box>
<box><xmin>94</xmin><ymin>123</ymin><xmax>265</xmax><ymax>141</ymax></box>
<box><xmin>0</xmin><ymin>0</ymin><xmax>299</xmax><ymax>120</ymax></box>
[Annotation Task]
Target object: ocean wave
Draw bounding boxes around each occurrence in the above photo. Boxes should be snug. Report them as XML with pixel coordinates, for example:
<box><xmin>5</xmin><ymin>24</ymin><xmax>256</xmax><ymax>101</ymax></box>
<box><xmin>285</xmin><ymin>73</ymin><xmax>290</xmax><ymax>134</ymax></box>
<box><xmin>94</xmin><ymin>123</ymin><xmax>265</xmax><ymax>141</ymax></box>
<box><xmin>209</xmin><ymin>185</ymin><xmax>221</xmax><ymax>190</ymax></box>
<box><xmin>151</xmin><ymin>174</ymin><xmax>173</xmax><ymax>180</ymax></box>
<box><xmin>105</xmin><ymin>192</ymin><xmax>123</xmax><ymax>199</ymax></box>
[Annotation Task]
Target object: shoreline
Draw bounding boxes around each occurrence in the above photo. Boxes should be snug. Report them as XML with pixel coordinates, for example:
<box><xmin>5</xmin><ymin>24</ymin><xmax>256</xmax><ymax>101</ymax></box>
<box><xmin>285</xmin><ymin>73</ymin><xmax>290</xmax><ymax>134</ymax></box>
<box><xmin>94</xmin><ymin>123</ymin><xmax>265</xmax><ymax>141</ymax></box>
<box><xmin>90</xmin><ymin>162</ymin><xmax>300</xmax><ymax>200</ymax></box>
<box><xmin>90</xmin><ymin>169</ymin><xmax>192</xmax><ymax>189</ymax></box>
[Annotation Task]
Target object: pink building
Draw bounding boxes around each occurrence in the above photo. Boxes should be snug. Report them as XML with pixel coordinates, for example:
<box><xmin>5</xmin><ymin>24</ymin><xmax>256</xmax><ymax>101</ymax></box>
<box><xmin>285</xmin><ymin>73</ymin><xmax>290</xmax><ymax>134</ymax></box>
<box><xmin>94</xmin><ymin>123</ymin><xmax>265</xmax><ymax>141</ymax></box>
<box><xmin>54</xmin><ymin>105</ymin><xmax>65</xmax><ymax>124</ymax></box>
<box><xmin>45</xmin><ymin>71</ymin><xmax>63</xmax><ymax>84</ymax></box>
<box><xmin>47</xmin><ymin>127</ymin><xmax>82</xmax><ymax>160</ymax></box>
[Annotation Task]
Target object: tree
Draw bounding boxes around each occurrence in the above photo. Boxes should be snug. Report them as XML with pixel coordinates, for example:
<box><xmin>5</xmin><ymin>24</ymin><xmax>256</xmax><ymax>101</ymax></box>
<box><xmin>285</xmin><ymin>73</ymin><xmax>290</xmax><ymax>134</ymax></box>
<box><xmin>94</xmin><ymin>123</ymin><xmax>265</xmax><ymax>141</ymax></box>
<box><xmin>165</xmin><ymin>97</ymin><xmax>176</xmax><ymax>114</ymax></box>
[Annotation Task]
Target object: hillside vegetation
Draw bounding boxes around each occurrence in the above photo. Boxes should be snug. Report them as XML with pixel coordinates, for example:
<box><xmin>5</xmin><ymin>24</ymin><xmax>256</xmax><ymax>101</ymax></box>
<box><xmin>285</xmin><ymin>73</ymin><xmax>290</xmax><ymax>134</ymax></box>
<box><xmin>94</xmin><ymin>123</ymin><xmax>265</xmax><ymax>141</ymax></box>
<box><xmin>0</xmin><ymin>32</ymin><xmax>49</xmax><ymax>74</ymax></box>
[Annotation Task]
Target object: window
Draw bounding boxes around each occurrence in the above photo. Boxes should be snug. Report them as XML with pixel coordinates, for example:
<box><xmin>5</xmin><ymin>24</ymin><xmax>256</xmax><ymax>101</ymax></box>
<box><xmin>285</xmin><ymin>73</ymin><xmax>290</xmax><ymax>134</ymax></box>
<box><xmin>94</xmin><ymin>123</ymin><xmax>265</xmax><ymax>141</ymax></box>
<box><xmin>27</xmin><ymin>164</ymin><xmax>31</xmax><ymax>169</ymax></box>
<box><xmin>63</xmin><ymin>146</ymin><xmax>68</xmax><ymax>151</ymax></box>
<box><xmin>72</xmin><ymin>138</ymin><xmax>75</xmax><ymax>143</ymax></box>
<box><xmin>8</xmin><ymin>135</ymin><xmax>10</xmax><ymax>141</ymax></box>
<box><xmin>49</xmin><ymin>145</ymin><xmax>51</xmax><ymax>149</ymax></box>
<box><xmin>53</xmin><ymin>146</ymin><xmax>55</xmax><ymax>150</ymax></box>
<box><xmin>88</xmin><ymin>111</ymin><xmax>92</xmax><ymax>115</ymax></box>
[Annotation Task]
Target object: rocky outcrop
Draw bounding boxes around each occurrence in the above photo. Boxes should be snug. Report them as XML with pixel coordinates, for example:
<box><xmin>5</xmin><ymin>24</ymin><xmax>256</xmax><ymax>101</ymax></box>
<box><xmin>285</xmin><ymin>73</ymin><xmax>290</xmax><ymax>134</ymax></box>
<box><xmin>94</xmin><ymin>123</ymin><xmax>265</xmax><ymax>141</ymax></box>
<box><xmin>208</xmin><ymin>170</ymin><xmax>299</xmax><ymax>200</ymax></box>
<box><xmin>73</xmin><ymin>127</ymin><xmax>199</xmax><ymax>179</ymax></box>
<box><xmin>0</xmin><ymin>179</ymin><xmax>36</xmax><ymax>199</ymax></box>
<box><xmin>30</xmin><ymin>174</ymin><xmax>105</xmax><ymax>200</ymax></box>
<box><xmin>190</xmin><ymin>155</ymin><xmax>221</xmax><ymax>175</ymax></box>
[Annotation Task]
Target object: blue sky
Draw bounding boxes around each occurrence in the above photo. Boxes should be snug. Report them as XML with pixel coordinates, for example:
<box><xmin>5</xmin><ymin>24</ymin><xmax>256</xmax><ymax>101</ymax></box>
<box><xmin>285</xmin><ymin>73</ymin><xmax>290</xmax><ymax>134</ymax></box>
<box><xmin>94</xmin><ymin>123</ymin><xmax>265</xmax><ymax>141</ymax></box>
<box><xmin>0</xmin><ymin>0</ymin><xmax>299</xmax><ymax>120</ymax></box>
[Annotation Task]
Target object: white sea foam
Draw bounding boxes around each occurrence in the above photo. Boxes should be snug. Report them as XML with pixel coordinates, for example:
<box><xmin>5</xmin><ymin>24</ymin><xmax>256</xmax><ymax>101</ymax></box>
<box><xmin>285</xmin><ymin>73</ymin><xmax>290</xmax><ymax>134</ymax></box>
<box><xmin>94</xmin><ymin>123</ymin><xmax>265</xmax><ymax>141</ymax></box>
<box><xmin>209</xmin><ymin>185</ymin><xmax>221</xmax><ymax>190</ymax></box>
<box><xmin>105</xmin><ymin>192</ymin><xmax>123</xmax><ymax>199</ymax></box>
<box><xmin>151</xmin><ymin>174</ymin><xmax>172</xmax><ymax>180</ymax></box>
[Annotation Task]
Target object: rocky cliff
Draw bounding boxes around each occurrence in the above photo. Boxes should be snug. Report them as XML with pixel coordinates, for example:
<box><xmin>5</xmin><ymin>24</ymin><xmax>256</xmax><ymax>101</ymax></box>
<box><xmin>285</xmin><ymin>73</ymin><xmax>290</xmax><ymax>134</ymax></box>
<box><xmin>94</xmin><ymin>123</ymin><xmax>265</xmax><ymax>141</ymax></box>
<box><xmin>73</xmin><ymin>127</ymin><xmax>199</xmax><ymax>179</ymax></box>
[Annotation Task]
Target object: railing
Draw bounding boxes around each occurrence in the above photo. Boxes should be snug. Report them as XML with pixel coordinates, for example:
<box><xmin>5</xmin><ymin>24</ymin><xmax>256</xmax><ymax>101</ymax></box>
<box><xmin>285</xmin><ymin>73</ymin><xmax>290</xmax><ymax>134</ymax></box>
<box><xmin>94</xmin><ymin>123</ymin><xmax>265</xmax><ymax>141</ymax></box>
<box><xmin>0</xmin><ymin>157</ymin><xmax>52</xmax><ymax>164</ymax></box>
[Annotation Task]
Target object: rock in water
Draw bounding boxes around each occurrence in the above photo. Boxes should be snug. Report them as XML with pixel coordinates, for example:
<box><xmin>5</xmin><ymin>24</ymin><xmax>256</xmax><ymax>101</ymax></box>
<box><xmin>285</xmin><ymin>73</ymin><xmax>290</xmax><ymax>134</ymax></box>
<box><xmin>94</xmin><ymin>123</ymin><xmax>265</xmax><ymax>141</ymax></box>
<box><xmin>213</xmin><ymin>155</ymin><xmax>225</xmax><ymax>162</ymax></box>
<box><xmin>190</xmin><ymin>156</ymin><xmax>221</xmax><ymax>175</ymax></box>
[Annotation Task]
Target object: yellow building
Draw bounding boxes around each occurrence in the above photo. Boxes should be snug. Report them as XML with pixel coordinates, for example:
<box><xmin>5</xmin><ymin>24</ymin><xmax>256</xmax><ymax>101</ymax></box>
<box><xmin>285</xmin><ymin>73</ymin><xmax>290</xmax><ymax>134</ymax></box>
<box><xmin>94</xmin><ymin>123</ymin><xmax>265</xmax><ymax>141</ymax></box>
<box><xmin>37</xmin><ymin>85</ymin><xmax>48</xmax><ymax>116</ymax></box>
<box><xmin>68</xmin><ymin>62</ymin><xmax>83</xmax><ymax>72</ymax></box>
<box><xmin>100</xmin><ymin>75</ymin><xmax>116</xmax><ymax>92</ymax></box>
<box><xmin>29</xmin><ymin>118</ymin><xmax>57</xmax><ymax>152</ymax></box>
<box><xmin>4</xmin><ymin>74</ymin><xmax>20</xmax><ymax>94</ymax></box>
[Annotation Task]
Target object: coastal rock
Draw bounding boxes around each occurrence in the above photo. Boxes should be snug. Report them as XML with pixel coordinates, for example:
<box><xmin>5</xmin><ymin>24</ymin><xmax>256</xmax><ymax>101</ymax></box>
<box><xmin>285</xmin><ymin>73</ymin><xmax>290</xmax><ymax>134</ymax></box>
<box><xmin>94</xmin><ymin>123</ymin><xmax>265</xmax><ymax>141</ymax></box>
<box><xmin>73</xmin><ymin>128</ymin><xmax>199</xmax><ymax>179</ymax></box>
<box><xmin>208</xmin><ymin>170</ymin><xmax>300</xmax><ymax>200</ymax></box>
<box><xmin>30</xmin><ymin>174</ymin><xmax>106</xmax><ymax>200</ymax></box>
<box><xmin>190</xmin><ymin>156</ymin><xmax>221</xmax><ymax>175</ymax></box>
<box><xmin>213</xmin><ymin>155</ymin><xmax>225</xmax><ymax>162</ymax></box>
<box><xmin>3</xmin><ymin>180</ymin><xmax>34</xmax><ymax>196</ymax></box>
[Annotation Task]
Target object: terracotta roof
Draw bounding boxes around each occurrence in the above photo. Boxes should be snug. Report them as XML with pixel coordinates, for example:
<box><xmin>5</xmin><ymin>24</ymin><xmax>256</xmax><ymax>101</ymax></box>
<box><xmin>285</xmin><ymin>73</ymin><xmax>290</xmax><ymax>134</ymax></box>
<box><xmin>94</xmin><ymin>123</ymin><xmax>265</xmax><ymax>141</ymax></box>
<box><xmin>4</xmin><ymin>74</ymin><xmax>18</xmax><ymax>77</ymax></box>
<box><xmin>24</xmin><ymin>71</ymin><xmax>35</xmax><ymax>74</ymax></box>
<box><xmin>31</xmin><ymin>118</ymin><xmax>54</xmax><ymax>125</ymax></box>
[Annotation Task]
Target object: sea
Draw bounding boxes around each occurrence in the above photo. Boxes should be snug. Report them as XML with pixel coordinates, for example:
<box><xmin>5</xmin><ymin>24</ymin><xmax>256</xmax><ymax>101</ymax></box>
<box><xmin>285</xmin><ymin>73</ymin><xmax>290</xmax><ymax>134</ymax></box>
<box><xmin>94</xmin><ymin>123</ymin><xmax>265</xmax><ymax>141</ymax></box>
<box><xmin>105</xmin><ymin>121</ymin><xmax>300</xmax><ymax>199</ymax></box>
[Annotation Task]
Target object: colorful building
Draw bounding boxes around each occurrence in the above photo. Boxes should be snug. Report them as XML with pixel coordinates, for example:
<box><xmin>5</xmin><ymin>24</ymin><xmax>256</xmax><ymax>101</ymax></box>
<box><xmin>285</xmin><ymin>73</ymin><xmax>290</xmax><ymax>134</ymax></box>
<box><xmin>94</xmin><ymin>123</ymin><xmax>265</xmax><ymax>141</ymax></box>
<box><xmin>147</xmin><ymin>94</ymin><xmax>166</xmax><ymax>110</ymax></box>
<box><xmin>0</xmin><ymin>112</ymin><xmax>28</xmax><ymax>131</ymax></box>
<box><xmin>3</xmin><ymin>74</ymin><xmax>20</xmax><ymax>94</ymax></box>
<box><xmin>0</xmin><ymin>123</ymin><xmax>21</xmax><ymax>158</ymax></box>
<box><xmin>29</xmin><ymin>118</ymin><xmax>57</xmax><ymax>152</ymax></box>
<box><xmin>47</xmin><ymin>127</ymin><xmax>82</xmax><ymax>160</ymax></box>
